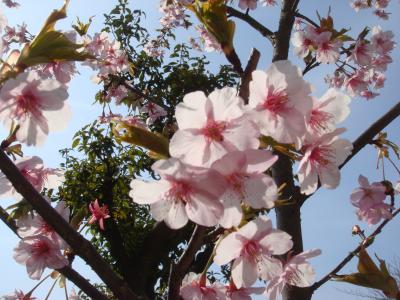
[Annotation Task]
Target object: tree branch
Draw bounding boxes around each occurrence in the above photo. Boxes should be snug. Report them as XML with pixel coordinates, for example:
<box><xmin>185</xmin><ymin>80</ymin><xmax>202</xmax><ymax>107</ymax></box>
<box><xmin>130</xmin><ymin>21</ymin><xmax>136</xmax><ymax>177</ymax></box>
<box><xmin>0</xmin><ymin>150</ymin><xmax>141</xmax><ymax>300</ymax></box>
<box><xmin>239</xmin><ymin>48</ymin><xmax>261</xmax><ymax>104</ymax></box>
<box><xmin>226</xmin><ymin>6</ymin><xmax>275</xmax><ymax>44</ymax></box>
<box><xmin>300</xmin><ymin>101</ymin><xmax>400</xmax><ymax>206</ymax></box>
<box><xmin>294</xmin><ymin>11</ymin><xmax>319</xmax><ymax>28</ymax></box>
<box><xmin>167</xmin><ymin>225</ymin><xmax>208</xmax><ymax>300</ymax></box>
<box><xmin>312</xmin><ymin>208</ymin><xmax>400</xmax><ymax>291</ymax></box>
<box><xmin>0</xmin><ymin>205</ymin><xmax>19</xmax><ymax>237</ymax></box>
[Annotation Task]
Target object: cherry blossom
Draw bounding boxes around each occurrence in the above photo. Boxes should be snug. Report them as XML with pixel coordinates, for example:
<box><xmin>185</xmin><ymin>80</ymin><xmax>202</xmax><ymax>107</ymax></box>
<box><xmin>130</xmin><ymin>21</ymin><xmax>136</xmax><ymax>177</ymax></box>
<box><xmin>0</xmin><ymin>71</ymin><xmax>71</xmax><ymax>146</ymax></box>
<box><xmin>139</xmin><ymin>102</ymin><xmax>167</xmax><ymax>125</ymax></box>
<box><xmin>195</xmin><ymin>25</ymin><xmax>221</xmax><ymax>53</ymax></box>
<box><xmin>2</xmin><ymin>290</ymin><xmax>36</xmax><ymax>300</ymax></box>
<box><xmin>315</xmin><ymin>31</ymin><xmax>342</xmax><ymax>64</ymax></box>
<box><xmin>159</xmin><ymin>0</ymin><xmax>187</xmax><ymax>29</ymax></box>
<box><xmin>214</xmin><ymin>216</ymin><xmax>293</xmax><ymax>288</ymax></box>
<box><xmin>17</xmin><ymin>201</ymin><xmax>69</xmax><ymax>248</ymax></box>
<box><xmin>350</xmin><ymin>175</ymin><xmax>392</xmax><ymax>224</ymax></box>
<box><xmin>248</xmin><ymin>60</ymin><xmax>313</xmax><ymax>148</ymax></box>
<box><xmin>307</xmin><ymin>88</ymin><xmax>351</xmax><ymax>135</ymax></box>
<box><xmin>180</xmin><ymin>273</ymin><xmax>224</xmax><ymax>300</ymax></box>
<box><xmin>210</xmin><ymin>150</ymin><xmax>278</xmax><ymax>228</ymax></box>
<box><xmin>217</xmin><ymin>282</ymin><xmax>264</xmax><ymax>300</ymax></box>
<box><xmin>88</xmin><ymin>199</ymin><xmax>110</xmax><ymax>230</ymax></box>
<box><xmin>13</xmin><ymin>235</ymin><xmax>68</xmax><ymax>280</ymax></box>
<box><xmin>68</xmin><ymin>289</ymin><xmax>82</xmax><ymax>300</ymax></box>
<box><xmin>348</xmin><ymin>40</ymin><xmax>374</xmax><ymax>66</ymax></box>
<box><xmin>38</xmin><ymin>61</ymin><xmax>78</xmax><ymax>84</ymax></box>
<box><xmin>291</xmin><ymin>26</ymin><xmax>317</xmax><ymax>58</ymax></box>
<box><xmin>261</xmin><ymin>0</ymin><xmax>278</xmax><ymax>6</ymax></box>
<box><xmin>0</xmin><ymin>156</ymin><xmax>64</xmax><ymax>200</ymax></box>
<box><xmin>265</xmin><ymin>249</ymin><xmax>321</xmax><ymax>300</ymax></box>
<box><xmin>238</xmin><ymin>0</ymin><xmax>258</xmax><ymax>10</ymax></box>
<box><xmin>170</xmin><ymin>87</ymin><xmax>259</xmax><ymax>167</ymax></box>
<box><xmin>129</xmin><ymin>158</ymin><xmax>226</xmax><ymax>229</ymax></box>
<box><xmin>298</xmin><ymin>128</ymin><xmax>353</xmax><ymax>195</ymax></box>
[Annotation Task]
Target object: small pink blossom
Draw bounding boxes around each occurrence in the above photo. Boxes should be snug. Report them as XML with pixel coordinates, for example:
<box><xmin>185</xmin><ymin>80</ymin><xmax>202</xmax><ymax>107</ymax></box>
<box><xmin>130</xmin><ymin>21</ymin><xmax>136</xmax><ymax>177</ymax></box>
<box><xmin>248</xmin><ymin>60</ymin><xmax>313</xmax><ymax>148</ymax></box>
<box><xmin>38</xmin><ymin>61</ymin><xmax>78</xmax><ymax>84</ymax></box>
<box><xmin>13</xmin><ymin>235</ymin><xmax>68</xmax><ymax>280</ymax></box>
<box><xmin>211</xmin><ymin>150</ymin><xmax>278</xmax><ymax>228</ymax></box>
<box><xmin>371</xmin><ymin>26</ymin><xmax>395</xmax><ymax>55</ymax></box>
<box><xmin>298</xmin><ymin>128</ymin><xmax>353</xmax><ymax>195</ymax></box>
<box><xmin>315</xmin><ymin>32</ymin><xmax>342</xmax><ymax>64</ymax></box>
<box><xmin>238</xmin><ymin>0</ymin><xmax>258</xmax><ymax>10</ymax></box>
<box><xmin>348</xmin><ymin>40</ymin><xmax>374</xmax><ymax>66</ymax></box>
<box><xmin>3</xmin><ymin>290</ymin><xmax>36</xmax><ymax>300</ymax></box>
<box><xmin>214</xmin><ymin>216</ymin><xmax>293</xmax><ymax>288</ymax></box>
<box><xmin>170</xmin><ymin>87</ymin><xmax>259</xmax><ymax>167</ymax></box>
<box><xmin>195</xmin><ymin>25</ymin><xmax>221</xmax><ymax>53</ymax></box>
<box><xmin>139</xmin><ymin>102</ymin><xmax>167</xmax><ymax>125</ymax></box>
<box><xmin>180</xmin><ymin>273</ymin><xmax>224</xmax><ymax>300</ymax></box>
<box><xmin>0</xmin><ymin>156</ymin><xmax>64</xmax><ymax>200</ymax></box>
<box><xmin>218</xmin><ymin>282</ymin><xmax>264</xmax><ymax>300</ymax></box>
<box><xmin>88</xmin><ymin>199</ymin><xmax>110</xmax><ymax>230</ymax></box>
<box><xmin>265</xmin><ymin>249</ymin><xmax>321</xmax><ymax>300</ymax></box>
<box><xmin>350</xmin><ymin>175</ymin><xmax>392</xmax><ymax>225</ymax></box>
<box><xmin>130</xmin><ymin>158</ymin><xmax>226</xmax><ymax>229</ymax></box>
<box><xmin>0</xmin><ymin>71</ymin><xmax>71</xmax><ymax>146</ymax></box>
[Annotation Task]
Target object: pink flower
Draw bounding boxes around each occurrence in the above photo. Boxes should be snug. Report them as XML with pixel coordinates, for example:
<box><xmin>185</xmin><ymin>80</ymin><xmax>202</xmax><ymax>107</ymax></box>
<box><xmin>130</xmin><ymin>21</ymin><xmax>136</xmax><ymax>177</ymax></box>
<box><xmin>88</xmin><ymin>199</ymin><xmax>110</xmax><ymax>230</ymax></box>
<box><xmin>195</xmin><ymin>25</ymin><xmax>221</xmax><ymax>53</ymax></box>
<box><xmin>17</xmin><ymin>201</ymin><xmax>69</xmax><ymax>248</ymax></box>
<box><xmin>3</xmin><ymin>290</ymin><xmax>36</xmax><ymax>300</ymax></box>
<box><xmin>291</xmin><ymin>27</ymin><xmax>316</xmax><ymax>58</ymax></box>
<box><xmin>307</xmin><ymin>88</ymin><xmax>351</xmax><ymax>135</ymax></box>
<box><xmin>298</xmin><ymin>128</ymin><xmax>353</xmax><ymax>195</ymax></box>
<box><xmin>139</xmin><ymin>102</ymin><xmax>167</xmax><ymax>125</ymax></box>
<box><xmin>170</xmin><ymin>87</ymin><xmax>259</xmax><ymax>167</ymax></box>
<box><xmin>0</xmin><ymin>156</ymin><xmax>64</xmax><ymax>200</ymax></box>
<box><xmin>180</xmin><ymin>273</ymin><xmax>224</xmax><ymax>300</ymax></box>
<box><xmin>130</xmin><ymin>158</ymin><xmax>226</xmax><ymax>229</ymax></box>
<box><xmin>371</xmin><ymin>26</ymin><xmax>395</xmax><ymax>55</ymax></box>
<box><xmin>315</xmin><ymin>32</ymin><xmax>342</xmax><ymax>64</ymax></box>
<box><xmin>265</xmin><ymin>249</ymin><xmax>321</xmax><ymax>300</ymax></box>
<box><xmin>38</xmin><ymin>61</ymin><xmax>78</xmax><ymax>84</ymax></box>
<box><xmin>218</xmin><ymin>282</ymin><xmax>264</xmax><ymax>300</ymax></box>
<box><xmin>248</xmin><ymin>60</ymin><xmax>313</xmax><ymax>148</ymax></box>
<box><xmin>0</xmin><ymin>71</ymin><xmax>71</xmax><ymax>146</ymax></box>
<box><xmin>344</xmin><ymin>70</ymin><xmax>369</xmax><ymax>97</ymax></box>
<box><xmin>350</xmin><ymin>175</ymin><xmax>392</xmax><ymax>225</ymax></box>
<box><xmin>238</xmin><ymin>0</ymin><xmax>258</xmax><ymax>10</ymax></box>
<box><xmin>261</xmin><ymin>0</ymin><xmax>277</xmax><ymax>6</ymax></box>
<box><xmin>211</xmin><ymin>150</ymin><xmax>278</xmax><ymax>228</ymax></box>
<box><xmin>348</xmin><ymin>40</ymin><xmax>374</xmax><ymax>66</ymax></box>
<box><xmin>13</xmin><ymin>235</ymin><xmax>68</xmax><ymax>280</ymax></box>
<box><xmin>214</xmin><ymin>216</ymin><xmax>293</xmax><ymax>288</ymax></box>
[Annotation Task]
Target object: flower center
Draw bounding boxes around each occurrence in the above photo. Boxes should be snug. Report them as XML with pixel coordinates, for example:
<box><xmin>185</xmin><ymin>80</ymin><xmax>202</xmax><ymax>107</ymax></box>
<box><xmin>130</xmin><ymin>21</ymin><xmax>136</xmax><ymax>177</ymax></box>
<box><xmin>262</xmin><ymin>88</ymin><xmax>288</xmax><ymax>114</ymax></box>
<box><xmin>202</xmin><ymin>120</ymin><xmax>226</xmax><ymax>142</ymax></box>
<box><xmin>20</xmin><ymin>168</ymin><xmax>44</xmax><ymax>190</ymax></box>
<box><xmin>309</xmin><ymin>109</ymin><xmax>333</xmax><ymax>133</ymax></box>
<box><xmin>242</xmin><ymin>240</ymin><xmax>260</xmax><ymax>257</ymax></box>
<box><xmin>31</xmin><ymin>240</ymin><xmax>50</xmax><ymax>257</ymax></box>
<box><xmin>14</xmin><ymin>89</ymin><xmax>44</xmax><ymax>121</ymax></box>
<box><xmin>170</xmin><ymin>181</ymin><xmax>191</xmax><ymax>203</ymax></box>
<box><xmin>309</xmin><ymin>145</ymin><xmax>334</xmax><ymax>167</ymax></box>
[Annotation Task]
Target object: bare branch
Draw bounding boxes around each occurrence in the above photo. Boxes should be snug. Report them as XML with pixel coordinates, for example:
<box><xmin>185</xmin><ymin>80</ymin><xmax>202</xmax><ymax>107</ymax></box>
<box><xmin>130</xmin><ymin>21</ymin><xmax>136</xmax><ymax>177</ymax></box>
<box><xmin>239</xmin><ymin>48</ymin><xmax>261</xmax><ymax>104</ymax></box>
<box><xmin>312</xmin><ymin>208</ymin><xmax>400</xmax><ymax>291</ymax></box>
<box><xmin>226</xmin><ymin>6</ymin><xmax>275</xmax><ymax>44</ymax></box>
<box><xmin>167</xmin><ymin>225</ymin><xmax>208</xmax><ymax>300</ymax></box>
<box><xmin>294</xmin><ymin>11</ymin><xmax>319</xmax><ymax>28</ymax></box>
<box><xmin>300</xmin><ymin>101</ymin><xmax>400</xmax><ymax>206</ymax></box>
<box><xmin>0</xmin><ymin>150</ymin><xmax>141</xmax><ymax>300</ymax></box>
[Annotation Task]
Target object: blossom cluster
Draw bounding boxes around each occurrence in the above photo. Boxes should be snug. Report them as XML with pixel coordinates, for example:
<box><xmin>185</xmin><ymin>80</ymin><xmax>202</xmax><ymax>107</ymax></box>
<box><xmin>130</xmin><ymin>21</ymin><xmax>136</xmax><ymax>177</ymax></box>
<box><xmin>350</xmin><ymin>0</ymin><xmax>391</xmax><ymax>19</ymax></box>
<box><xmin>237</xmin><ymin>0</ymin><xmax>278</xmax><ymax>10</ymax></box>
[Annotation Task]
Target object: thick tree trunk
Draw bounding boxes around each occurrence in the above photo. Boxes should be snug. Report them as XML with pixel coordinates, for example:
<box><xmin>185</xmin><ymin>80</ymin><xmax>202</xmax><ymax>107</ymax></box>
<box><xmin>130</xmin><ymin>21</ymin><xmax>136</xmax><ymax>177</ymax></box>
<box><xmin>271</xmin><ymin>1</ymin><xmax>313</xmax><ymax>299</ymax></box>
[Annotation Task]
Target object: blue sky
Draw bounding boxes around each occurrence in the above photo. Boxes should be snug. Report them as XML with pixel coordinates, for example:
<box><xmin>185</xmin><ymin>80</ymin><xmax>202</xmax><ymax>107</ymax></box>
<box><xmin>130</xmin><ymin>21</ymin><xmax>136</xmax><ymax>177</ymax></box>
<box><xmin>0</xmin><ymin>0</ymin><xmax>399</xmax><ymax>299</ymax></box>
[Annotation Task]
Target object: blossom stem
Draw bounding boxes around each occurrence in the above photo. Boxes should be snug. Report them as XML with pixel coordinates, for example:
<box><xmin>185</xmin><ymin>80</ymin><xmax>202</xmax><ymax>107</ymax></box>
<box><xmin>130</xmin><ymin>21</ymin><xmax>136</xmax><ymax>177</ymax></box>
<box><xmin>27</xmin><ymin>273</ymin><xmax>51</xmax><ymax>296</ymax></box>
<box><xmin>44</xmin><ymin>275</ymin><xmax>58</xmax><ymax>300</ymax></box>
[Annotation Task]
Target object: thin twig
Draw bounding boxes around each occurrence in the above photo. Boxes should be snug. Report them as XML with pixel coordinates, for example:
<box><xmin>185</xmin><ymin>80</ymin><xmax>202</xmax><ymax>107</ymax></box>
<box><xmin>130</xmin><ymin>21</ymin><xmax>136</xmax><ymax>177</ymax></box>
<box><xmin>167</xmin><ymin>225</ymin><xmax>208</xmax><ymax>300</ymax></box>
<box><xmin>0</xmin><ymin>205</ymin><xmax>19</xmax><ymax>237</ymax></box>
<box><xmin>312</xmin><ymin>208</ymin><xmax>400</xmax><ymax>291</ymax></box>
<box><xmin>294</xmin><ymin>11</ymin><xmax>319</xmax><ymax>28</ymax></box>
<box><xmin>226</xmin><ymin>6</ymin><xmax>275</xmax><ymax>44</ymax></box>
<box><xmin>239</xmin><ymin>48</ymin><xmax>261</xmax><ymax>104</ymax></box>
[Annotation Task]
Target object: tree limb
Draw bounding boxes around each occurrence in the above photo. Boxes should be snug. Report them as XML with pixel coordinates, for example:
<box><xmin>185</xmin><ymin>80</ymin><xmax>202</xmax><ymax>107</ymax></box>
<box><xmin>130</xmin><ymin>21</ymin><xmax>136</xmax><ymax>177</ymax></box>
<box><xmin>167</xmin><ymin>225</ymin><xmax>208</xmax><ymax>300</ymax></box>
<box><xmin>294</xmin><ymin>11</ymin><xmax>319</xmax><ymax>28</ymax></box>
<box><xmin>0</xmin><ymin>150</ymin><xmax>141</xmax><ymax>300</ymax></box>
<box><xmin>239</xmin><ymin>48</ymin><xmax>261</xmax><ymax>104</ymax></box>
<box><xmin>300</xmin><ymin>101</ymin><xmax>400</xmax><ymax>206</ymax></box>
<box><xmin>312</xmin><ymin>208</ymin><xmax>400</xmax><ymax>291</ymax></box>
<box><xmin>226</xmin><ymin>6</ymin><xmax>275</xmax><ymax>44</ymax></box>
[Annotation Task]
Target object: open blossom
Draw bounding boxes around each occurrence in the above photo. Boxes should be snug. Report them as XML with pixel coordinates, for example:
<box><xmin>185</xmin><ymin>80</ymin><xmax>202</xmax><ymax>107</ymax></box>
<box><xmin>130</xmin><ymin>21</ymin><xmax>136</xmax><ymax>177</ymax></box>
<box><xmin>348</xmin><ymin>40</ymin><xmax>374</xmax><ymax>66</ymax></box>
<box><xmin>315</xmin><ymin>31</ymin><xmax>342</xmax><ymax>64</ymax></box>
<box><xmin>211</xmin><ymin>150</ymin><xmax>278</xmax><ymax>228</ymax></box>
<box><xmin>17</xmin><ymin>201</ymin><xmax>69</xmax><ymax>248</ymax></box>
<box><xmin>180</xmin><ymin>273</ymin><xmax>224</xmax><ymax>300</ymax></box>
<box><xmin>159</xmin><ymin>0</ymin><xmax>187</xmax><ymax>29</ymax></box>
<box><xmin>88</xmin><ymin>199</ymin><xmax>110</xmax><ymax>230</ymax></box>
<box><xmin>265</xmin><ymin>249</ymin><xmax>321</xmax><ymax>300</ymax></box>
<box><xmin>0</xmin><ymin>156</ymin><xmax>64</xmax><ymax>200</ymax></box>
<box><xmin>170</xmin><ymin>87</ymin><xmax>259</xmax><ymax>167</ymax></box>
<box><xmin>238</xmin><ymin>0</ymin><xmax>258</xmax><ymax>10</ymax></box>
<box><xmin>0</xmin><ymin>71</ymin><xmax>71</xmax><ymax>146</ymax></box>
<box><xmin>371</xmin><ymin>26</ymin><xmax>395</xmax><ymax>55</ymax></box>
<box><xmin>248</xmin><ymin>60</ymin><xmax>313</xmax><ymax>148</ymax></box>
<box><xmin>139</xmin><ymin>102</ymin><xmax>167</xmax><ymax>125</ymax></box>
<box><xmin>38</xmin><ymin>61</ymin><xmax>78</xmax><ymax>84</ymax></box>
<box><xmin>217</xmin><ymin>282</ymin><xmax>264</xmax><ymax>300</ymax></box>
<box><xmin>298</xmin><ymin>128</ymin><xmax>353</xmax><ymax>195</ymax></box>
<box><xmin>307</xmin><ymin>88</ymin><xmax>351</xmax><ymax>135</ymax></box>
<box><xmin>350</xmin><ymin>175</ymin><xmax>392</xmax><ymax>225</ymax></box>
<box><xmin>214</xmin><ymin>216</ymin><xmax>293</xmax><ymax>288</ymax></box>
<box><xmin>13</xmin><ymin>235</ymin><xmax>68</xmax><ymax>280</ymax></box>
<box><xmin>130</xmin><ymin>158</ymin><xmax>226</xmax><ymax>229</ymax></box>
<box><xmin>291</xmin><ymin>26</ymin><xmax>317</xmax><ymax>58</ymax></box>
